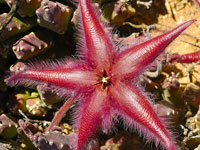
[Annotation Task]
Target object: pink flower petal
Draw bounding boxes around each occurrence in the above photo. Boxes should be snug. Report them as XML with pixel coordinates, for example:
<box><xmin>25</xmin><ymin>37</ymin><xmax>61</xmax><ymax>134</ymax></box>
<box><xmin>78</xmin><ymin>0</ymin><xmax>114</xmax><ymax>70</ymax></box>
<box><xmin>112</xmin><ymin>20</ymin><xmax>195</xmax><ymax>80</ymax></box>
<box><xmin>5</xmin><ymin>60</ymin><xmax>96</xmax><ymax>90</ymax></box>
<box><xmin>110</xmin><ymin>81</ymin><xmax>177</xmax><ymax>150</ymax></box>
<box><xmin>76</xmin><ymin>88</ymin><xmax>109</xmax><ymax>150</ymax></box>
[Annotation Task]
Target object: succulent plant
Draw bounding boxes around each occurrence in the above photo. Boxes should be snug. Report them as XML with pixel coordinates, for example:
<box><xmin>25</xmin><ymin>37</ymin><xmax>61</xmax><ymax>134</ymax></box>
<box><xmin>154</xmin><ymin>100</ymin><xmax>180</xmax><ymax>124</ymax></box>
<box><xmin>33</xmin><ymin>131</ymin><xmax>77</xmax><ymax>150</ymax></box>
<box><xmin>0</xmin><ymin>13</ymin><xmax>36</xmax><ymax>40</ymax></box>
<box><xmin>37</xmin><ymin>83</ymin><xmax>63</xmax><ymax>105</ymax></box>
<box><xmin>102</xmin><ymin>0</ymin><xmax>136</xmax><ymax>24</ymax></box>
<box><xmin>0</xmin><ymin>0</ymin><xmax>73</xmax><ymax>61</ymax></box>
<box><xmin>36</xmin><ymin>1</ymin><xmax>73</xmax><ymax>34</ymax></box>
<box><xmin>161</xmin><ymin>73</ymin><xmax>182</xmax><ymax>107</ymax></box>
<box><xmin>17</xmin><ymin>119</ymin><xmax>42</xmax><ymax>149</ymax></box>
<box><xmin>8</xmin><ymin>89</ymin><xmax>49</xmax><ymax>117</ymax></box>
<box><xmin>0</xmin><ymin>114</ymin><xmax>18</xmax><ymax>139</ymax></box>
<box><xmin>183</xmin><ymin>83</ymin><xmax>200</xmax><ymax>108</ymax></box>
<box><xmin>9</xmin><ymin>61</ymin><xmax>27</xmax><ymax>73</ymax></box>
<box><xmin>18</xmin><ymin>119</ymin><xmax>77</xmax><ymax>150</ymax></box>
<box><xmin>5</xmin><ymin>0</ymin><xmax>42</xmax><ymax>17</ymax></box>
<box><xmin>26</xmin><ymin>93</ymin><xmax>48</xmax><ymax>117</ymax></box>
<box><xmin>12</xmin><ymin>31</ymin><xmax>54</xmax><ymax>60</ymax></box>
<box><xmin>9</xmin><ymin>91</ymin><xmax>29</xmax><ymax>114</ymax></box>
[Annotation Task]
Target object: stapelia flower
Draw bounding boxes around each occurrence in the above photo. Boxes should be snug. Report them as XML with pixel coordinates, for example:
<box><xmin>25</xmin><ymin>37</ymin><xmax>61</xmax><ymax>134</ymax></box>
<box><xmin>5</xmin><ymin>0</ymin><xmax>195</xmax><ymax>149</ymax></box>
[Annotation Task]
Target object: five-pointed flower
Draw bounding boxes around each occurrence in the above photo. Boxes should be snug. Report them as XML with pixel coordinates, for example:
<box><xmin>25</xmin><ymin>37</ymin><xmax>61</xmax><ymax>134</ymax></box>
<box><xmin>5</xmin><ymin>0</ymin><xmax>195</xmax><ymax>149</ymax></box>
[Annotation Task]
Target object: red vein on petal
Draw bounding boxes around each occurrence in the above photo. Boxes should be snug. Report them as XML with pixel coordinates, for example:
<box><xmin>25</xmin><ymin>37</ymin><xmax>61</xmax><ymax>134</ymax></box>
<box><xmin>110</xmin><ymin>82</ymin><xmax>176</xmax><ymax>150</ymax></box>
<box><xmin>77</xmin><ymin>88</ymin><xmax>109</xmax><ymax>150</ymax></box>
<box><xmin>113</xmin><ymin>20</ymin><xmax>195</xmax><ymax>79</ymax></box>
<box><xmin>79</xmin><ymin>0</ymin><xmax>114</xmax><ymax>70</ymax></box>
<box><xmin>5</xmin><ymin>67</ymin><xmax>96</xmax><ymax>90</ymax></box>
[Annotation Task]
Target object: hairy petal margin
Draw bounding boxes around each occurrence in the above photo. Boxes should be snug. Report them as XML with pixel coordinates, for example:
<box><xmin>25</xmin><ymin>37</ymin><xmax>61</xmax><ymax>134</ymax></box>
<box><xmin>112</xmin><ymin>20</ymin><xmax>195</xmax><ymax>79</ymax></box>
<box><xmin>110</xmin><ymin>82</ymin><xmax>177</xmax><ymax>150</ymax></box>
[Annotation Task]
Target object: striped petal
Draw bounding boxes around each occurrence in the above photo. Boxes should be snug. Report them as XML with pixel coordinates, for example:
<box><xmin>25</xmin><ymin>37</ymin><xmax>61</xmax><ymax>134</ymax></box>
<box><xmin>77</xmin><ymin>87</ymin><xmax>109</xmax><ymax>150</ymax></box>
<box><xmin>110</xmin><ymin>82</ymin><xmax>176</xmax><ymax>150</ymax></box>
<box><xmin>5</xmin><ymin>60</ymin><xmax>96</xmax><ymax>90</ymax></box>
<box><xmin>78</xmin><ymin>0</ymin><xmax>114</xmax><ymax>70</ymax></box>
<box><xmin>112</xmin><ymin>20</ymin><xmax>195</xmax><ymax>79</ymax></box>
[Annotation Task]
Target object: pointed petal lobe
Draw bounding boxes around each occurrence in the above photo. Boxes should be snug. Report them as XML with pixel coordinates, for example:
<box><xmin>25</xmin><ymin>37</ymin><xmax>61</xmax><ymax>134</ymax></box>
<box><xmin>112</xmin><ymin>20</ymin><xmax>195</xmax><ymax>79</ymax></box>
<box><xmin>5</xmin><ymin>62</ymin><xmax>96</xmax><ymax>90</ymax></box>
<box><xmin>79</xmin><ymin>0</ymin><xmax>114</xmax><ymax>70</ymax></box>
<box><xmin>48</xmin><ymin>95</ymin><xmax>78</xmax><ymax>131</ymax></box>
<box><xmin>110</xmin><ymin>82</ymin><xmax>176</xmax><ymax>150</ymax></box>
<box><xmin>77</xmin><ymin>88</ymin><xmax>109</xmax><ymax>150</ymax></box>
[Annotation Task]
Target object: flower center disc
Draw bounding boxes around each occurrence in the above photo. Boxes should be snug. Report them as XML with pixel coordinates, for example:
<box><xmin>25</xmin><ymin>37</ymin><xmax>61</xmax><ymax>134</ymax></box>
<box><xmin>96</xmin><ymin>70</ymin><xmax>111</xmax><ymax>89</ymax></box>
<box><xmin>101</xmin><ymin>76</ymin><xmax>111</xmax><ymax>88</ymax></box>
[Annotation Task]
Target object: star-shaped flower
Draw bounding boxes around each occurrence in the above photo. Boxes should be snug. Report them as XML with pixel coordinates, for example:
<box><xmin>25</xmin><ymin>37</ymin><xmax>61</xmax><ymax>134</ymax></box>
<box><xmin>5</xmin><ymin>0</ymin><xmax>194</xmax><ymax>149</ymax></box>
